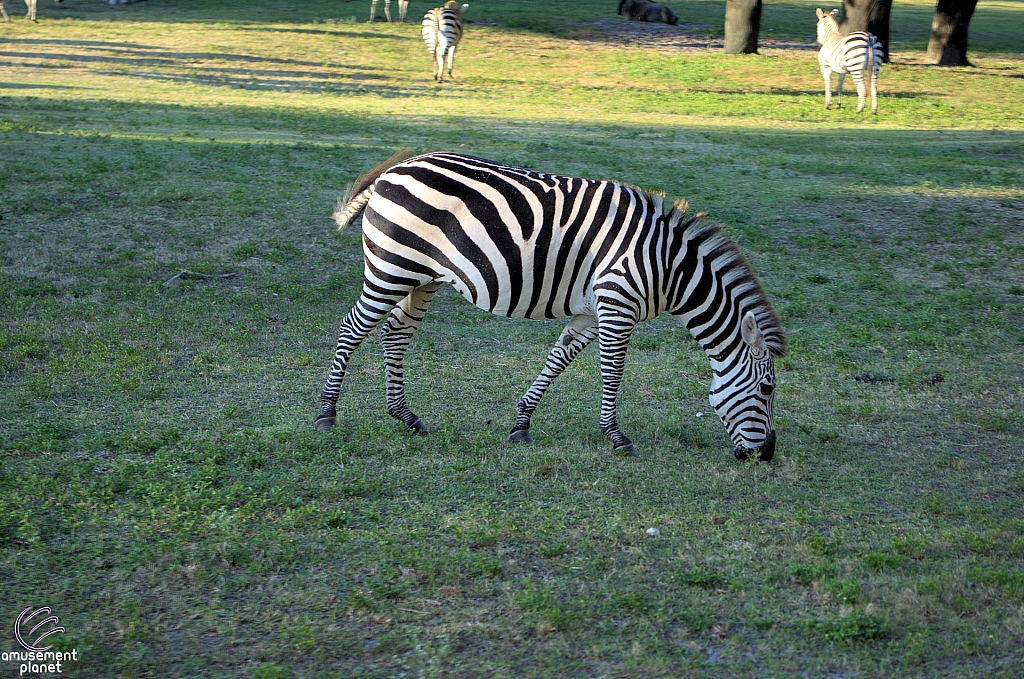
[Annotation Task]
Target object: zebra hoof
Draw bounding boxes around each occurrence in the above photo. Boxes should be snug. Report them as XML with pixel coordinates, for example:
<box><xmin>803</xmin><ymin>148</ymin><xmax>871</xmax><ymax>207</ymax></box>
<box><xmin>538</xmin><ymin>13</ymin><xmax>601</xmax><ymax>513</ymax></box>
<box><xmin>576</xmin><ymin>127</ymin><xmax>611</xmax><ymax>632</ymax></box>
<box><xmin>509</xmin><ymin>429</ymin><xmax>533</xmax><ymax>444</ymax></box>
<box><xmin>615</xmin><ymin>443</ymin><xmax>639</xmax><ymax>458</ymax></box>
<box><xmin>314</xmin><ymin>416</ymin><xmax>336</xmax><ymax>432</ymax></box>
<box><xmin>406</xmin><ymin>418</ymin><xmax>428</xmax><ymax>434</ymax></box>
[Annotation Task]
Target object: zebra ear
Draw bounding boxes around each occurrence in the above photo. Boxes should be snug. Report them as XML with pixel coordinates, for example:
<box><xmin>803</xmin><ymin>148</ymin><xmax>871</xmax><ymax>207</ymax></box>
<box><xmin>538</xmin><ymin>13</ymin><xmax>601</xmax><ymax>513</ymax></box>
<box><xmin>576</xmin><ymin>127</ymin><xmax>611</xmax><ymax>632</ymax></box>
<box><xmin>816</xmin><ymin>7</ymin><xmax>824</xmax><ymax>19</ymax></box>
<box><xmin>741</xmin><ymin>311</ymin><xmax>768</xmax><ymax>359</ymax></box>
<box><xmin>461</xmin><ymin>3</ymin><xmax>469</xmax><ymax>11</ymax></box>
<box><xmin>830</xmin><ymin>8</ymin><xmax>840</xmax><ymax>17</ymax></box>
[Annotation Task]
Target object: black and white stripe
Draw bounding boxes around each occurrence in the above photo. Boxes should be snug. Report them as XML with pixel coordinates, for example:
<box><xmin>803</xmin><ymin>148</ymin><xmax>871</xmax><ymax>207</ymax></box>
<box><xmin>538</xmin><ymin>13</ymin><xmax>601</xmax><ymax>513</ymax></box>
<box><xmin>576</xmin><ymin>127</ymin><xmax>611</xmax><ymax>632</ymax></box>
<box><xmin>369</xmin><ymin>0</ymin><xmax>408</xmax><ymax>23</ymax></box>
<box><xmin>422</xmin><ymin>2</ymin><xmax>468</xmax><ymax>82</ymax></box>
<box><xmin>317</xmin><ymin>152</ymin><xmax>786</xmax><ymax>460</ymax></box>
<box><xmin>815</xmin><ymin>8</ymin><xmax>883</xmax><ymax>114</ymax></box>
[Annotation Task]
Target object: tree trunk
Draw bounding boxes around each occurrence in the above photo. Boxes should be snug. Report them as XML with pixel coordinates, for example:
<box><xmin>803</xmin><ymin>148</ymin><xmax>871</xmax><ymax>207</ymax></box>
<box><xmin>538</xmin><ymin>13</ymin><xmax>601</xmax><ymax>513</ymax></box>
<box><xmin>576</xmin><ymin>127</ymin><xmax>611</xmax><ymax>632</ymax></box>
<box><xmin>724</xmin><ymin>0</ymin><xmax>762</xmax><ymax>54</ymax></box>
<box><xmin>839</xmin><ymin>0</ymin><xmax>893</xmax><ymax>62</ymax></box>
<box><xmin>925</xmin><ymin>0</ymin><xmax>978</xmax><ymax>66</ymax></box>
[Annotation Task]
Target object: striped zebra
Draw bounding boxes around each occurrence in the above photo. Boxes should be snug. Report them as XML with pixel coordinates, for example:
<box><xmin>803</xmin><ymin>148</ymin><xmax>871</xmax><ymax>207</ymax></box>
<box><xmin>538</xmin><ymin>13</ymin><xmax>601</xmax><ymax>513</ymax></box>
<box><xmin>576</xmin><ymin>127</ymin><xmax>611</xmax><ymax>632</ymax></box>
<box><xmin>316</xmin><ymin>151</ymin><xmax>786</xmax><ymax>461</ymax></box>
<box><xmin>422</xmin><ymin>2</ymin><xmax>468</xmax><ymax>83</ymax></box>
<box><xmin>816</xmin><ymin>8</ymin><xmax>883</xmax><ymax>114</ymax></box>
<box><xmin>369</xmin><ymin>0</ymin><xmax>408</xmax><ymax>23</ymax></box>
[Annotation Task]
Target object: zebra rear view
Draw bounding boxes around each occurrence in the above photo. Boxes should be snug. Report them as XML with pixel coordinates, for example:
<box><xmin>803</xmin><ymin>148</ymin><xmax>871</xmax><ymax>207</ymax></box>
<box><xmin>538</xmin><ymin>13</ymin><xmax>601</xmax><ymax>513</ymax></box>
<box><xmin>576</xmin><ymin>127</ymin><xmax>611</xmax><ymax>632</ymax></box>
<box><xmin>422</xmin><ymin>2</ymin><xmax>468</xmax><ymax>82</ymax></box>
<box><xmin>815</xmin><ymin>8</ymin><xmax>883</xmax><ymax>114</ymax></box>
<box><xmin>317</xmin><ymin>151</ymin><xmax>786</xmax><ymax>461</ymax></box>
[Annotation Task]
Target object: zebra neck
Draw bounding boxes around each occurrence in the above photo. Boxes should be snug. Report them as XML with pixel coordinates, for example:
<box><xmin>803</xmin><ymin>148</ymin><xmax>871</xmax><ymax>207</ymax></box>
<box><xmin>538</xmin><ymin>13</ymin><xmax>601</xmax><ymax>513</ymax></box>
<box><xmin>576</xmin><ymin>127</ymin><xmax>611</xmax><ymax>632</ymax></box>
<box><xmin>821</xmin><ymin>27</ymin><xmax>842</xmax><ymax>43</ymax></box>
<box><xmin>667</xmin><ymin>247</ymin><xmax>747</xmax><ymax>371</ymax></box>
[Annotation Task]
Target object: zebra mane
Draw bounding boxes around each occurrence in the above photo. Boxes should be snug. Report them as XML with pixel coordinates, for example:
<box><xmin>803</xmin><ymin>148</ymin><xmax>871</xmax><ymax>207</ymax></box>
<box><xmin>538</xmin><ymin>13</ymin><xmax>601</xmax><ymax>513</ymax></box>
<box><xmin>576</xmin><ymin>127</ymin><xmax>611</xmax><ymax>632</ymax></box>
<box><xmin>665</xmin><ymin>200</ymin><xmax>787</xmax><ymax>357</ymax></box>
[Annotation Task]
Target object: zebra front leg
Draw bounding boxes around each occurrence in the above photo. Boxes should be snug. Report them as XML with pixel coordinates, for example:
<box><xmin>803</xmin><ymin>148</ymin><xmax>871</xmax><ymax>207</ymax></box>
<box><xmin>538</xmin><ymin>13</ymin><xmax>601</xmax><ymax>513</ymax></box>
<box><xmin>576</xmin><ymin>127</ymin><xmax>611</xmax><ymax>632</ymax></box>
<box><xmin>821</xmin><ymin>65</ymin><xmax>833</xmax><ymax>109</ymax></box>
<box><xmin>1</xmin><ymin>1</ymin><xmax>9</xmax><ymax>22</ymax></box>
<box><xmin>510</xmin><ymin>315</ymin><xmax>598</xmax><ymax>444</ymax></box>
<box><xmin>380</xmin><ymin>282</ymin><xmax>441</xmax><ymax>433</ymax></box>
<box><xmin>384</xmin><ymin>0</ymin><xmax>392</xmax><ymax>22</ymax></box>
<box><xmin>398</xmin><ymin>0</ymin><xmax>408</xmax><ymax>21</ymax></box>
<box><xmin>316</xmin><ymin>283</ymin><xmax>408</xmax><ymax>431</ymax></box>
<box><xmin>369</xmin><ymin>0</ymin><xmax>378</xmax><ymax>22</ymax></box>
<box><xmin>596</xmin><ymin>309</ymin><xmax>638</xmax><ymax>457</ymax></box>
<box><xmin>837</xmin><ymin>73</ymin><xmax>845</xmax><ymax>108</ymax></box>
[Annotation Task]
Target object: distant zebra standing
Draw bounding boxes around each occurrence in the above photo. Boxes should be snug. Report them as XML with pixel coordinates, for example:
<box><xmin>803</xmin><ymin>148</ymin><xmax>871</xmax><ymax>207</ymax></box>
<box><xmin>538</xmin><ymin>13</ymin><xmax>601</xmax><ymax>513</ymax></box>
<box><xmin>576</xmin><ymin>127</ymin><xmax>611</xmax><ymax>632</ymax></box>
<box><xmin>316</xmin><ymin>151</ymin><xmax>786</xmax><ymax>461</ymax></box>
<box><xmin>2</xmin><ymin>0</ymin><xmax>40</xmax><ymax>22</ymax></box>
<box><xmin>369</xmin><ymin>0</ymin><xmax>408</xmax><ymax>23</ymax></box>
<box><xmin>422</xmin><ymin>2</ymin><xmax>468</xmax><ymax>82</ymax></box>
<box><xmin>815</xmin><ymin>8</ymin><xmax>883</xmax><ymax>114</ymax></box>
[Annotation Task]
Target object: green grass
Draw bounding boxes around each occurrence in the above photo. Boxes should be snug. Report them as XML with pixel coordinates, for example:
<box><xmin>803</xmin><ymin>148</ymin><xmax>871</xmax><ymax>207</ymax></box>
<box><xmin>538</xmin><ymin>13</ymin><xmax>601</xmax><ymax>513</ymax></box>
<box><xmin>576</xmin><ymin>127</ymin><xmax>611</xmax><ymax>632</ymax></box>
<box><xmin>1</xmin><ymin>1</ymin><xmax>1023</xmax><ymax>677</ymax></box>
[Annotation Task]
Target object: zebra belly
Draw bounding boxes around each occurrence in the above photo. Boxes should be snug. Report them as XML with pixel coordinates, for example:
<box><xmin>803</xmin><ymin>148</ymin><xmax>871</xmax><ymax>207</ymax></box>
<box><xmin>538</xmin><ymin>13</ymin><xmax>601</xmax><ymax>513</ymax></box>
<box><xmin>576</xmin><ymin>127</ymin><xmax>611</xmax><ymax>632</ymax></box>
<box><xmin>362</xmin><ymin>197</ymin><xmax>590</xmax><ymax>321</ymax></box>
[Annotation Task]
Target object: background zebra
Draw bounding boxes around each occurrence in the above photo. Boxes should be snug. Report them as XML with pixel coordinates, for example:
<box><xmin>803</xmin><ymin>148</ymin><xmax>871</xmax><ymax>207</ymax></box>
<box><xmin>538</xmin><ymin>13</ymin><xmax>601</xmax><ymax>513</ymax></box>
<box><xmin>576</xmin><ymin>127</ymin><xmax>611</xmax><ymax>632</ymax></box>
<box><xmin>369</xmin><ymin>0</ymin><xmax>408</xmax><ymax>23</ymax></box>
<box><xmin>2</xmin><ymin>0</ymin><xmax>39</xmax><ymax>22</ymax></box>
<box><xmin>816</xmin><ymin>7</ymin><xmax>883</xmax><ymax>114</ymax></box>
<box><xmin>317</xmin><ymin>151</ymin><xmax>786</xmax><ymax>461</ymax></box>
<box><xmin>422</xmin><ymin>2</ymin><xmax>468</xmax><ymax>83</ymax></box>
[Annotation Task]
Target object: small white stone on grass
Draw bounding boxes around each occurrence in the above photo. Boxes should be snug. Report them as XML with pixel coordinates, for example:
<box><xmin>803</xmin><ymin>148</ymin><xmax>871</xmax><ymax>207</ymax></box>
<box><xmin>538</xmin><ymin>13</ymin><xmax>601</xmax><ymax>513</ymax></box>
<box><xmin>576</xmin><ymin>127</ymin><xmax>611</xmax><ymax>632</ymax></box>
<box><xmin>646</xmin><ymin>527</ymin><xmax>660</xmax><ymax>537</ymax></box>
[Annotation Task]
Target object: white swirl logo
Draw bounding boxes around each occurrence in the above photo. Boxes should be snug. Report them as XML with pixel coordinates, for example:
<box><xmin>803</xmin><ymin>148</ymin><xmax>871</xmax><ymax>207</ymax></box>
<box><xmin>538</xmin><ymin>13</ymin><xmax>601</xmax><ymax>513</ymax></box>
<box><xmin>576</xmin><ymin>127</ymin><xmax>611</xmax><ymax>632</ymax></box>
<box><xmin>15</xmin><ymin>607</ymin><xmax>65</xmax><ymax>652</ymax></box>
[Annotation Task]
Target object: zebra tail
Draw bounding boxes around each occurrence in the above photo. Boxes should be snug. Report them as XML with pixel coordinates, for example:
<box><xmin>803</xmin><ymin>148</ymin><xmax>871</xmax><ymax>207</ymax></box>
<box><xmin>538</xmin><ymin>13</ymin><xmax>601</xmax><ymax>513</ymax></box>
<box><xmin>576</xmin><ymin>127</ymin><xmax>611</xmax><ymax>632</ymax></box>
<box><xmin>333</xmin><ymin>148</ymin><xmax>414</xmax><ymax>230</ymax></box>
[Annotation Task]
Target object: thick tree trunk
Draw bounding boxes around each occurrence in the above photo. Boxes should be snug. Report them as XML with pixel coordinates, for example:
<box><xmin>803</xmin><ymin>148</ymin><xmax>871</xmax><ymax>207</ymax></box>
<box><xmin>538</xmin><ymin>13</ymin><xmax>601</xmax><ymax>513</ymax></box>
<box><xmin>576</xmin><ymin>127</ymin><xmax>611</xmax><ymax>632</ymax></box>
<box><xmin>839</xmin><ymin>0</ymin><xmax>893</xmax><ymax>62</ymax></box>
<box><xmin>724</xmin><ymin>0</ymin><xmax>762</xmax><ymax>54</ymax></box>
<box><xmin>926</xmin><ymin>0</ymin><xmax>978</xmax><ymax>66</ymax></box>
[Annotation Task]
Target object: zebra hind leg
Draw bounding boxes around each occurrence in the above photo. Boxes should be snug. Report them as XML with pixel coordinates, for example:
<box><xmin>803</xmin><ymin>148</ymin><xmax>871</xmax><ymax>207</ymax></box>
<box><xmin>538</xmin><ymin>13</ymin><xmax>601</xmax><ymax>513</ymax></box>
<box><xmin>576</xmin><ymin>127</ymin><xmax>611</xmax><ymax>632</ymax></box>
<box><xmin>836</xmin><ymin>73</ymin><xmax>845</xmax><ymax>108</ymax></box>
<box><xmin>369</xmin><ymin>0</ymin><xmax>378</xmax><ymax>22</ymax></box>
<box><xmin>384</xmin><ymin>0</ymin><xmax>391</xmax><ymax>22</ymax></box>
<box><xmin>820</xmin><ymin>65</ymin><xmax>833</xmax><ymax>109</ymax></box>
<box><xmin>399</xmin><ymin>0</ymin><xmax>408</xmax><ymax>21</ymax></box>
<box><xmin>1</xmin><ymin>1</ymin><xmax>9</xmax><ymax>22</ymax></box>
<box><xmin>436</xmin><ymin>46</ymin><xmax>448</xmax><ymax>82</ymax></box>
<box><xmin>380</xmin><ymin>282</ymin><xmax>442</xmax><ymax>433</ymax></box>
<box><xmin>851</xmin><ymin>70</ymin><xmax>867</xmax><ymax>113</ymax></box>
<box><xmin>446</xmin><ymin>45</ymin><xmax>458</xmax><ymax>78</ymax></box>
<box><xmin>510</xmin><ymin>315</ymin><xmax>598</xmax><ymax>444</ymax></box>
<box><xmin>316</xmin><ymin>283</ymin><xmax>410</xmax><ymax>431</ymax></box>
<box><xmin>596</xmin><ymin>309</ymin><xmax>639</xmax><ymax>457</ymax></box>
<box><xmin>871</xmin><ymin>67</ymin><xmax>879</xmax><ymax>114</ymax></box>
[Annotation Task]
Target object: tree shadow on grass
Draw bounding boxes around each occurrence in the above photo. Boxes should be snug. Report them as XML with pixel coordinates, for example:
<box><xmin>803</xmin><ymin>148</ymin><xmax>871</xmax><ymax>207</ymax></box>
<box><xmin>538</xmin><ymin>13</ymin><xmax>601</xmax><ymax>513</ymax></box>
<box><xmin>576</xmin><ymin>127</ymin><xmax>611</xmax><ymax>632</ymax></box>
<box><xmin>0</xmin><ymin>82</ymin><xmax>88</xmax><ymax>90</ymax></box>
<box><xmin>237</xmin><ymin>26</ymin><xmax>408</xmax><ymax>40</ymax></box>
<box><xmin>0</xmin><ymin>43</ymin><xmax>386</xmax><ymax>70</ymax></box>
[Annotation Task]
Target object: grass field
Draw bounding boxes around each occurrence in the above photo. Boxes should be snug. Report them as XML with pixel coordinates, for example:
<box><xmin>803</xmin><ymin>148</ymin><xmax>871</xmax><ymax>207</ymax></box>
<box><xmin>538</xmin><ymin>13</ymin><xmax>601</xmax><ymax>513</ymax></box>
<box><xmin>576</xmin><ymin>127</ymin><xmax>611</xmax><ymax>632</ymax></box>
<box><xmin>1</xmin><ymin>0</ymin><xmax>1023</xmax><ymax>677</ymax></box>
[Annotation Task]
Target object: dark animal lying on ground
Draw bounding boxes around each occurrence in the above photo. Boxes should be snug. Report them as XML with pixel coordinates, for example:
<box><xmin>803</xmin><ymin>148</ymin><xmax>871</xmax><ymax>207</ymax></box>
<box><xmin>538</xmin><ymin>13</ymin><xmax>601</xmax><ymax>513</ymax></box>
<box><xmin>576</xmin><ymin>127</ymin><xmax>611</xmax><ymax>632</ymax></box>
<box><xmin>617</xmin><ymin>0</ymin><xmax>678</xmax><ymax>25</ymax></box>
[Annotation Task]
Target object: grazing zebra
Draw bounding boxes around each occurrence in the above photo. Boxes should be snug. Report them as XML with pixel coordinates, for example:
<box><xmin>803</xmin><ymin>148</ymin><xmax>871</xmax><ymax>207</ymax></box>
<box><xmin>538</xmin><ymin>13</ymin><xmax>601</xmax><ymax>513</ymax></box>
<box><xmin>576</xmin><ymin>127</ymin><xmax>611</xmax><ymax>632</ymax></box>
<box><xmin>369</xmin><ymin>0</ymin><xmax>408</xmax><ymax>23</ymax></box>
<box><xmin>1</xmin><ymin>0</ymin><xmax>37</xmax><ymax>21</ymax></box>
<box><xmin>422</xmin><ymin>2</ymin><xmax>468</xmax><ymax>83</ymax></box>
<box><xmin>316</xmin><ymin>151</ymin><xmax>786</xmax><ymax>461</ymax></box>
<box><xmin>815</xmin><ymin>8</ymin><xmax>883</xmax><ymax>114</ymax></box>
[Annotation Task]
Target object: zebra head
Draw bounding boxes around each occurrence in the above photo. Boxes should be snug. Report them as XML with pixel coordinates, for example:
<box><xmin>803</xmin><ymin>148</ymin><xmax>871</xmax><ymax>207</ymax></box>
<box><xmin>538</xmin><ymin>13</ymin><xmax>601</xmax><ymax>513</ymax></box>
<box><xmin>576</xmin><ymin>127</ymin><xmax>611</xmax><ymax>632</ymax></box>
<box><xmin>815</xmin><ymin>8</ymin><xmax>841</xmax><ymax>44</ymax></box>
<box><xmin>708</xmin><ymin>310</ymin><xmax>778</xmax><ymax>461</ymax></box>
